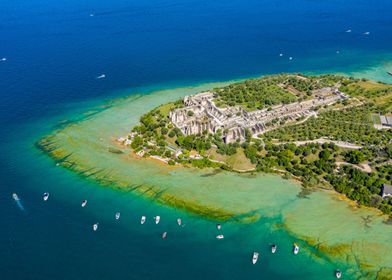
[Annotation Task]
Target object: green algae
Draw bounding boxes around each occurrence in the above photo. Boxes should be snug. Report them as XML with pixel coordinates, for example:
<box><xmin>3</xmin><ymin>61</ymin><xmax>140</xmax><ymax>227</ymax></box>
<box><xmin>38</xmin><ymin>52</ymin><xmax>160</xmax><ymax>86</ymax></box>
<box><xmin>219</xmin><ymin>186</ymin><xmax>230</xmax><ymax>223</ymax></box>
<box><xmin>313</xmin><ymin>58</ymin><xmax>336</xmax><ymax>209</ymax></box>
<box><xmin>37</xmin><ymin>81</ymin><xmax>392</xmax><ymax>279</ymax></box>
<box><xmin>282</xmin><ymin>190</ymin><xmax>392</xmax><ymax>279</ymax></box>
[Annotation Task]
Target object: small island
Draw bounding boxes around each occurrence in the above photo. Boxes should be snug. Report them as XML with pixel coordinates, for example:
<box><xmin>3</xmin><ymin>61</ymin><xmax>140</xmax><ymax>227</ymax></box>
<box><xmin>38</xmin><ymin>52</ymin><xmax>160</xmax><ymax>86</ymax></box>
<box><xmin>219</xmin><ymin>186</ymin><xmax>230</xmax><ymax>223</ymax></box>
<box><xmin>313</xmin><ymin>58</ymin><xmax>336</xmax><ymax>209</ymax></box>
<box><xmin>120</xmin><ymin>74</ymin><xmax>392</xmax><ymax>216</ymax></box>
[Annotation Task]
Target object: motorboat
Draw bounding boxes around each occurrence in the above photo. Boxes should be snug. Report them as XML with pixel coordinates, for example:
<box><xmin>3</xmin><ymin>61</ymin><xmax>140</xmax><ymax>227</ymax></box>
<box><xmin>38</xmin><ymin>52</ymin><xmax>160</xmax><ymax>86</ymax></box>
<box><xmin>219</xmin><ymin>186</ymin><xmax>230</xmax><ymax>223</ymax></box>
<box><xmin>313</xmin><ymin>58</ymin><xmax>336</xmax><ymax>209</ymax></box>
<box><xmin>289</xmin><ymin>56</ymin><xmax>293</xmax><ymax>60</ymax></box>
<box><xmin>279</xmin><ymin>53</ymin><xmax>283</xmax><ymax>57</ymax></box>
<box><xmin>1</xmin><ymin>57</ymin><xmax>6</xmax><ymax>61</ymax></box>
<box><xmin>81</xmin><ymin>200</ymin><xmax>88</xmax><ymax>207</ymax></box>
<box><xmin>293</xmin><ymin>243</ymin><xmax>300</xmax><ymax>255</ymax></box>
<box><xmin>154</xmin><ymin>216</ymin><xmax>160</xmax><ymax>224</ymax></box>
<box><xmin>12</xmin><ymin>193</ymin><xmax>20</xmax><ymax>201</ymax></box>
<box><xmin>345</xmin><ymin>29</ymin><xmax>352</xmax><ymax>33</ymax></box>
<box><xmin>93</xmin><ymin>223</ymin><xmax>99</xmax><ymax>231</ymax></box>
<box><xmin>43</xmin><ymin>192</ymin><xmax>49</xmax><ymax>201</ymax></box>
<box><xmin>162</xmin><ymin>232</ymin><xmax>167</xmax><ymax>239</ymax></box>
<box><xmin>387</xmin><ymin>71</ymin><xmax>392</xmax><ymax>76</ymax></box>
<box><xmin>115</xmin><ymin>212</ymin><xmax>120</xmax><ymax>220</ymax></box>
<box><xmin>335</xmin><ymin>269</ymin><xmax>342</xmax><ymax>279</ymax></box>
<box><xmin>216</xmin><ymin>234</ymin><xmax>224</xmax><ymax>239</ymax></box>
<box><xmin>271</xmin><ymin>244</ymin><xmax>277</xmax><ymax>254</ymax></box>
<box><xmin>363</xmin><ymin>31</ymin><xmax>370</xmax><ymax>35</ymax></box>
<box><xmin>177</xmin><ymin>218</ymin><xmax>182</xmax><ymax>226</ymax></box>
<box><xmin>141</xmin><ymin>216</ymin><xmax>146</xmax><ymax>224</ymax></box>
<box><xmin>96</xmin><ymin>74</ymin><xmax>106</xmax><ymax>79</ymax></box>
<box><xmin>216</xmin><ymin>224</ymin><xmax>221</xmax><ymax>230</ymax></box>
<box><xmin>252</xmin><ymin>252</ymin><xmax>259</xmax><ymax>264</ymax></box>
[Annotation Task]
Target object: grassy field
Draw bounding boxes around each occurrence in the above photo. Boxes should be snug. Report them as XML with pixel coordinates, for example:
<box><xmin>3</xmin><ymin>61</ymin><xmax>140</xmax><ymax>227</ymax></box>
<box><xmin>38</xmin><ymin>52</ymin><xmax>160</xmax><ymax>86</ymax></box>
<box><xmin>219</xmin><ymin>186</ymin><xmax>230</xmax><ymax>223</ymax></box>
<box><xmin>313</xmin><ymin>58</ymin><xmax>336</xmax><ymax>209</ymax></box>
<box><xmin>345</xmin><ymin>80</ymin><xmax>392</xmax><ymax>110</ymax></box>
<box><xmin>157</xmin><ymin>102</ymin><xmax>175</xmax><ymax>117</ymax></box>
<box><xmin>206</xmin><ymin>148</ymin><xmax>256</xmax><ymax>171</ymax></box>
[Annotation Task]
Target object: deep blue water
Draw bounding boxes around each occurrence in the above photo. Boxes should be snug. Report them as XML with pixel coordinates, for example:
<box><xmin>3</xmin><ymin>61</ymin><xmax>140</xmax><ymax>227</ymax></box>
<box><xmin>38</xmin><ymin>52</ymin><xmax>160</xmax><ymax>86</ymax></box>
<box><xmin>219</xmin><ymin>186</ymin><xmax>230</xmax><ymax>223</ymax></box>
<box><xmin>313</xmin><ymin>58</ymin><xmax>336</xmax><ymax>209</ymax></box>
<box><xmin>1</xmin><ymin>0</ymin><xmax>392</xmax><ymax>279</ymax></box>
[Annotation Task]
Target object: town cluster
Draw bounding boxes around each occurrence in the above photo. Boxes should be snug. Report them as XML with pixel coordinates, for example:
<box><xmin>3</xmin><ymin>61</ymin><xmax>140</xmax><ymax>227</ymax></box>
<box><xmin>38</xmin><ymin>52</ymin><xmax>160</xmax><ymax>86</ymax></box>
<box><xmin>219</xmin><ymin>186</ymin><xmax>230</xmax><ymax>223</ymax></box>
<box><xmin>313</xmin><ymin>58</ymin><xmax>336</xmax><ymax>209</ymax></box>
<box><xmin>169</xmin><ymin>87</ymin><xmax>347</xmax><ymax>143</ymax></box>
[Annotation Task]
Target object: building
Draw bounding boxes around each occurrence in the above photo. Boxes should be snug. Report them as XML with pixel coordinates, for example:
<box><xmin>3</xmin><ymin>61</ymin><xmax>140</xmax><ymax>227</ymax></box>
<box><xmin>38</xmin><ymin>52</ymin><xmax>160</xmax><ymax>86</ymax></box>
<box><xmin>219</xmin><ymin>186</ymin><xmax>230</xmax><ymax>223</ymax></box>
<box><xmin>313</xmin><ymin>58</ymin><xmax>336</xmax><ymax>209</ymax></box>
<box><xmin>381</xmin><ymin>184</ymin><xmax>392</xmax><ymax>198</ymax></box>
<box><xmin>169</xmin><ymin>87</ymin><xmax>345</xmax><ymax>143</ymax></box>
<box><xmin>379</xmin><ymin>114</ymin><xmax>392</xmax><ymax>127</ymax></box>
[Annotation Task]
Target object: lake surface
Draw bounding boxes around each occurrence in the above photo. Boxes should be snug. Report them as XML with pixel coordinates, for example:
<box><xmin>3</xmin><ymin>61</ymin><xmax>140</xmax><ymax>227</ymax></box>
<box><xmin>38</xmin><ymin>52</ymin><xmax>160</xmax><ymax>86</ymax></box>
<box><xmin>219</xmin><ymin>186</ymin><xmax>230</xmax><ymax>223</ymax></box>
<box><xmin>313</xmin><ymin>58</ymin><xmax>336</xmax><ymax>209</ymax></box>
<box><xmin>1</xmin><ymin>0</ymin><xmax>392</xmax><ymax>279</ymax></box>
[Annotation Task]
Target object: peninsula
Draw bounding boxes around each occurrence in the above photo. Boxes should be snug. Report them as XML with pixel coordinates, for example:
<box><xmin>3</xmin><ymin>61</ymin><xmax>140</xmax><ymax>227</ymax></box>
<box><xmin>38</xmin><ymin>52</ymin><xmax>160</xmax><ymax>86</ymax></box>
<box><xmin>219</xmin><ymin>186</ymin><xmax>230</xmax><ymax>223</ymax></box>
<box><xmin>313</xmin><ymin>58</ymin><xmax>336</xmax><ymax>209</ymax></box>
<box><xmin>121</xmin><ymin>74</ymin><xmax>392</xmax><ymax>216</ymax></box>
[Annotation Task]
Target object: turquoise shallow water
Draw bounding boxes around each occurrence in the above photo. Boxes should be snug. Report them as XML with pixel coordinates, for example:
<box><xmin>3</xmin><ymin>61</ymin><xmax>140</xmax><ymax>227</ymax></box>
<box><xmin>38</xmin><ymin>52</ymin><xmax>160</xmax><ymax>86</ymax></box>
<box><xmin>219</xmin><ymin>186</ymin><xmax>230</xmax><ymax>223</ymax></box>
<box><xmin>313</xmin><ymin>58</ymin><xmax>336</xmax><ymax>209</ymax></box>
<box><xmin>1</xmin><ymin>0</ymin><xmax>392</xmax><ymax>279</ymax></box>
<box><xmin>1</xmin><ymin>112</ymin><xmax>344</xmax><ymax>280</ymax></box>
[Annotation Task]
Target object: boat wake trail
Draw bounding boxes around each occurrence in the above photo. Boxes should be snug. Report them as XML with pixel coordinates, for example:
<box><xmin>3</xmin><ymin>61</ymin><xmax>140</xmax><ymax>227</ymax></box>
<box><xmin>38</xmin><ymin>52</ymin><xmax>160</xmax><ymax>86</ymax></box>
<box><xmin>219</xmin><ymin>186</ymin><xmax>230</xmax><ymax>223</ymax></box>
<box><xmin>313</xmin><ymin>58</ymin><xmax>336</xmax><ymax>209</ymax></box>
<box><xmin>12</xmin><ymin>193</ymin><xmax>25</xmax><ymax>211</ymax></box>
<box><xmin>15</xmin><ymin>200</ymin><xmax>25</xmax><ymax>211</ymax></box>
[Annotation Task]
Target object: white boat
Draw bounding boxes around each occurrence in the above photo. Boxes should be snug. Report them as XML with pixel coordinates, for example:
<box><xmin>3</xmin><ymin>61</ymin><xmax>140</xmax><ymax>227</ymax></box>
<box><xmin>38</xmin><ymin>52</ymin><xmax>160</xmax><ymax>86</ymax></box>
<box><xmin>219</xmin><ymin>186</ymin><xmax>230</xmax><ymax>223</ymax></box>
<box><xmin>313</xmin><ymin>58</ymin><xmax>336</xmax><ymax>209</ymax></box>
<box><xmin>12</xmin><ymin>193</ymin><xmax>20</xmax><ymax>201</ymax></box>
<box><xmin>43</xmin><ymin>192</ymin><xmax>50</xmax><ymax>201</ymax></box>
<box><xmin>96</xmin><ymin>74</ymin><xmax>106</xmax><ymax>79</ymax></box>
<box><xmin>345</xmin><ymin>29</ymin><xmax>352</xmax><ymax>33</ymax></box>
<box><xmin>335</xmin><ymin>269</ymin><xmax>342</xmax><ymax>279</ymax></box>
<box><xmin>1</xmin><ymin>57</ymin><xmax>6</xmax><ymax>61</ymax></box>
<box><xmin>154</xmin><ymin>216</ymin><xmax>160</xmax><ymax>224</ymax></box>
<box><xmin>279</xmin><ymin>53</ymin><xmax>283</xmax><ymax>57</ymax></box>
<box><xmin>81</xmin><ymin>200</ymin><xmax>88</xmax><ymax>207</ymax></box>
<box><xmin>162</xmin><ymin>232</ymin><xmax>167</xmax><ymax>239</ymax></box>
<box><xmin>216</xmin><ymin>224</ymin><xmax>221</xmax><ymax>230</ymax></box>
<box><xmin>271</xmin><ymin>244</ymin><xmax>277</xmax><ymax>254</ymax></box>
<box><xmin>293</xmin><ymin>243</ymin><xmax>300</xmax><ymax>255</ymax></box>
<box><xmin>363</xmin><ymin>31</ymin><xmax>370</xmax><ymax>35</ymax></box>
<box><xmin>216</xmin><ymin>234</ymin><xmax>224</xmax><ymax>239</ymax></box>
<box><xmin>177</xmin><ymin>218</ymin><xmax>182</xmax><ymax>226</ymax></box>
<box><xmin>141</xmin><ymin>216</ymin><xmax>146</xmax><ymax>224</ymax></box>
<box><xmin>289</xmin><ymin>56</ymin><xmax>293</xmax><ymax>60</ymax></box>
<box><xmin>93</xmin><ymin>223</ymin><xmax>99</xmax><ymax>231</ymax></box>
<box><xmin>115</xmin><ymin>212</ymin><xmax>120</xmax><ymax>220</ymax></box>
<box><xmin>252</xmin><ymin>252</ymin><xmax>259</xmax><ymax>264</ymax></box>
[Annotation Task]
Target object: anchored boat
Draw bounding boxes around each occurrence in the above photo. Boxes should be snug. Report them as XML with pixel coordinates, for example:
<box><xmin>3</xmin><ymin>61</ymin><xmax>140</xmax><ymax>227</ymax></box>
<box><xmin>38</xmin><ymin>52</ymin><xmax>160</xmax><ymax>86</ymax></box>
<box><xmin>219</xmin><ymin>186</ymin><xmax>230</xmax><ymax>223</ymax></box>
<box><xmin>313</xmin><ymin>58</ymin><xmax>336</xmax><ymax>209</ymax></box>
<box><xmin>81</xmin><ymin>200</ymin><xmax>88</xmax><ymax>207</ymax></box>
<box><xmin>271</xmin><ymin>244</ymin><xmax>277</xmax><ymax>254</ymax></box>
<box><xmin>43</xmin><ymin>192</ymin><xmax>49</xmax><ymax>201</ymax></box>
<box><xmin>115</xmin><ymin>212</ymin><xmax>120</xmax><ymax>220</ymax></box>
<box><xmin>141</xmin><ymin>216</ymin><xmax>146</xmax><ymax>224</ymax></box>
<box><xmin>93</xmin><ymin>223</ymin><xmax>99</xmax><ymax>231</ymax></box>
<box><xmin>252</xmin><ymin>252</ymin><xmax>259</xmax><ymax>264</ymax></box>
<box><xmin>154</xmin><ymin>216</ymin><xmax>160</xmax><ymax>224</ymax></box>
<box><xmin>293</xmin><ymin>243</ymin><xmax>300</xmax><ymax>255</ymax></box>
